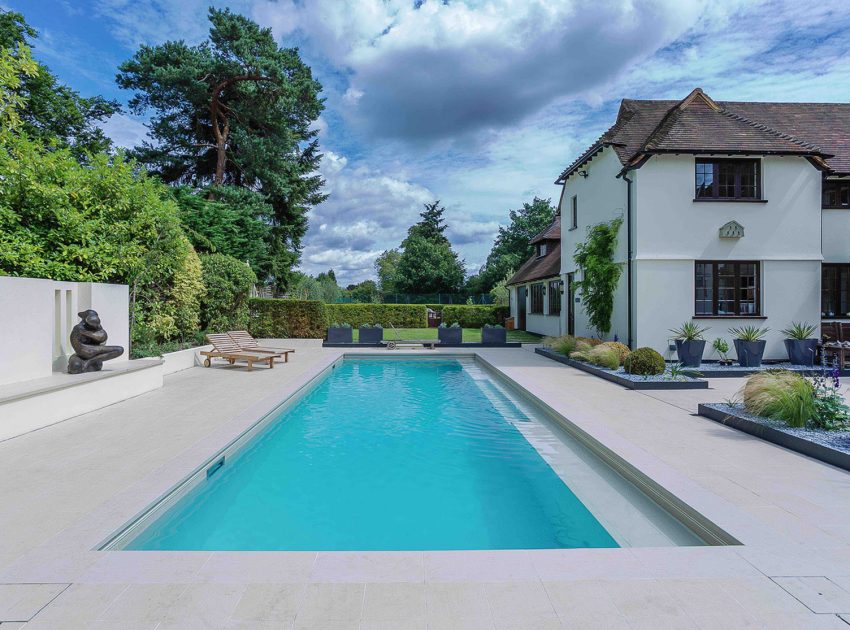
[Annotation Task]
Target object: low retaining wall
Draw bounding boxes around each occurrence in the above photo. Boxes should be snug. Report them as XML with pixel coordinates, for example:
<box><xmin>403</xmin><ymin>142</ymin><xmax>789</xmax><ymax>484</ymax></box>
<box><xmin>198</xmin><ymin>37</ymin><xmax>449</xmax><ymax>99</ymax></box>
<box><xmin>0</xmin><ymin>359</ymin><xmax>163</xmax><ymax>441</ymax></box>
<box><xmin>160</xmin><ymin>345</ymin><xmax>211</xmax><ymax>375</ymax></box>
<box><xmin>535</xmin><ymin>347</ymin><xmax>708</xmax><ymax>390</ymax></box>
<box><xmin>698</xmin><ymin>404</ymin><xmax>850</xmax><ymax>472</ymax></box>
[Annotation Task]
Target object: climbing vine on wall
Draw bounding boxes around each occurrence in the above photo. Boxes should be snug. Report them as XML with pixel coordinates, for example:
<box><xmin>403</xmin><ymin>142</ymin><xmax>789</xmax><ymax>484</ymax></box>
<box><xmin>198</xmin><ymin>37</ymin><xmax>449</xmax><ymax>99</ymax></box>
<box><xmin>574</xmin><ymin>216</ymin><xmax>624</xmax><ymax>336</ymax></box>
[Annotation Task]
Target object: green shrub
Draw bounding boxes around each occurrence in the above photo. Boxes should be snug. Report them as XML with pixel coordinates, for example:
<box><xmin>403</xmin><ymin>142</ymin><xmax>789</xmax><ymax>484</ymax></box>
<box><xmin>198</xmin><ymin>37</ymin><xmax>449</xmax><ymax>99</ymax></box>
<box><xmin>248</xmin><ymin>298</ymin><xmax>326</xmax><ymax>338</ymax></box>
<box><xmin>544</xmin><ymin>335</ymin><xmax>577</xmax><ymax>356</ymax></box>
<box><xmin>323</xmin><ymin>303</ymin><xmax>426</xmax><ymax>328</ymax></box>
<box><xmin>585</xmin><ymin>345</ymin><xmax>620</xmax><ymax>369</ymax></box>
<box><xmin>132</xmin><ymin>236</ymin><xmax>204</xmax><ymax>343</ymax></box>
<box><xmin>573</xmin><ymin>340</ymin><xmax>593</xmax><ymax>354</ymax></box>
<box><xmin>743</xmin><ymin>371</ymin><xmax>815</xmax><ymax>428</ymax></box>
<box><xmin>576</xmin><ymin>336</ymin><xmax>603</xmax><ymax>347</ymax></box>
<box><xmin>570</xmin><ymin>350</ymin><xmax>590</xmax><ymax>362</ymax></box>
<box><xmin>600</xmin><ymin>341</ymin><xmax>630</xmax><ymax>365</ymax></box>
<box><xmin>200</xmin><ymin>253</ymin><xmax>257</xmax><ymax>332</ymax></box>
<box><xmin>624</xmin><ymin>347</ymin><xmax>665</xmax><ymax>375</ymax></box>
<box><xmin>441</xmin><ymin>305</ymin><xmax>509</xmax><ymax>327</ymax></box>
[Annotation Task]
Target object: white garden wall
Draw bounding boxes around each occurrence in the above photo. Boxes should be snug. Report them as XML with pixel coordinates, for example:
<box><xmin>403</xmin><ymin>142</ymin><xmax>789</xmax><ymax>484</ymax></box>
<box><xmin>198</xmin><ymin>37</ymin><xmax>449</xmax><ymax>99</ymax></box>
<box><xmin>0</xmin><ymin>276</ymin><xmax>129</xmax><ymax>386</ymax></box>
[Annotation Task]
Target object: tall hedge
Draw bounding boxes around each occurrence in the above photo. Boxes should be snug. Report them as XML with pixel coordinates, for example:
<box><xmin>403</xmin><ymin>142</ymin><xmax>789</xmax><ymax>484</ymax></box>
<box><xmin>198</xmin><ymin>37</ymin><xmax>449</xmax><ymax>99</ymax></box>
<box><xmin>323</xmin><ymin>303</ymin><xmax>427</xmax><ymax>328</ymax></box>
<box><xmin>248</xmin><ymin>298</ymin><xmax>326</xmax><ymax>338</ymax></box>
<box><xmin>441</xmin><ymin>305</ymin><xmax>510</xmax><ymax>327</ymax></box>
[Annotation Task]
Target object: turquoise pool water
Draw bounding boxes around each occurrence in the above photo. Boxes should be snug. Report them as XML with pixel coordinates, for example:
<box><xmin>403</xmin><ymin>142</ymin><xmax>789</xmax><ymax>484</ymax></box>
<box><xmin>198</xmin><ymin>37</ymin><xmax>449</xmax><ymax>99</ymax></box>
<box><xmin>127</xmin><ymin>358</ymin><xmax>619</xmax><ymax>551</ymax></box>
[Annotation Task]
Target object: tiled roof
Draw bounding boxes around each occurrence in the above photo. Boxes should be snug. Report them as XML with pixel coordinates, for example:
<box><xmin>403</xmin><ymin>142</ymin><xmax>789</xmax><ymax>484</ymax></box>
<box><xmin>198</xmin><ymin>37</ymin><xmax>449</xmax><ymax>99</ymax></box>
<box><xmin>557</xmin><ymin>89</ymin><xmax>850</xmax><ymax>182</ymax></box>
<box><xmin>508</xmin><ymin>217</ymin><xmax>561</xmax><ymax>285</ymax></box>
<box><xmin>529</xmin><ymin>217</ymin><xmax>561</xmax><ymax>244</ymax></box>
<box><xmin>506</xmin><ymin>249</ymin><xmax>561</xmax><ymax>286</ymax></box>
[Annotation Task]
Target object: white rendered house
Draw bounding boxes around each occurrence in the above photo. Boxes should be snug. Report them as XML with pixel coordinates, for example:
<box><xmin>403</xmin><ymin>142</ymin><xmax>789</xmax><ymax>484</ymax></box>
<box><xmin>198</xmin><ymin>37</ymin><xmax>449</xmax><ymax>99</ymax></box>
<box><xmin>556</xmin><ymin>88</ymin><xmax>850</xmax><ymax>361</ymax></box>
<box><xmin>506</xmin><ymin>217</ymin><xmax>565</xmax><ymax>337</ymax></box>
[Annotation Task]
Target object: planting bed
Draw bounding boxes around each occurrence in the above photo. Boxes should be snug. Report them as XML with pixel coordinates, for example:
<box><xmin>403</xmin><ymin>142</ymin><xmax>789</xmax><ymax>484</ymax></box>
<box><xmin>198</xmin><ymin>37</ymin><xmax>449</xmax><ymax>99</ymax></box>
<box><xmin>536</xmin><ymin>347</ymin><xmax>708</xmax><ymax>390</ymax></box>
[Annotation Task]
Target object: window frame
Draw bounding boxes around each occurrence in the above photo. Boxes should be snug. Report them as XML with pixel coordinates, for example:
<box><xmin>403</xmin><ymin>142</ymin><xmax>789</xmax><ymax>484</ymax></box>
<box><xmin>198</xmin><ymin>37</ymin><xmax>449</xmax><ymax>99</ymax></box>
<box><xmin>536</xmin><ymin>242</ymin><xmax>547</xmax><ymax>258</ymax></box>
<box><xmin>547</xmin><ymin>279</ymin><xmax>561</xmax><ymax>315</ymax></box>
<box><xmin>823</xmin><ymin>180</ymin><xmax>850</xmax><ymax>209</ymax></box>
<box><xmin>822</xmin><ymin>263</ymin><xmax>850</xmax><ymax>319</ymax></box>
<box><xmin>529</xmin><ymin>283</ymin><xmax>545</xmax><ymax>314</ymax></box>
<box><xmin>693</xmin><ymin>260</ymin><xmax>762</xmax><ymax>318</ymax></box>
<box><xmin>694</xmin><ymin>158</ymin><xmax>762</xmax><ymax>201</ymax></box>
<box><xmin>570</xmin><ymin>195</ymin><xmax>578</xmax><ymax>230</ymax></box>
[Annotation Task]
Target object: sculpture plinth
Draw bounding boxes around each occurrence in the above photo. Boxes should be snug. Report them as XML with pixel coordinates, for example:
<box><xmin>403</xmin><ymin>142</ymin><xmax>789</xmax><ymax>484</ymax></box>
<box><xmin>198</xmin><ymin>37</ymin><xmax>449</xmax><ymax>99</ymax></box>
<box><xmin>67</xmin><ymin>309</ymin><xmax>125</xmax><ymax>374</ymax></box>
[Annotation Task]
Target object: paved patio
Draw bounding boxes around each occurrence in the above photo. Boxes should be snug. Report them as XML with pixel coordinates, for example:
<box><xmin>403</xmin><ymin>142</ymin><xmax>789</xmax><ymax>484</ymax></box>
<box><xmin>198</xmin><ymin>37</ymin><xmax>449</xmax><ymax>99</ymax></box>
<box><xmin>1</xmin><ymin>343</ymin><xmax>849</xmax><ymax>628</ymax></box>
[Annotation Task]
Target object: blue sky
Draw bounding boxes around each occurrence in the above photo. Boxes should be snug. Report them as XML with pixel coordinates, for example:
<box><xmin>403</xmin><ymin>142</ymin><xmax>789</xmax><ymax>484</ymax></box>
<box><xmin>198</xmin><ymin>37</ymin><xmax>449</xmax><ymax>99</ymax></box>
<box><xmin>8</xmin><ymin>0</ymin><xmax>850</xmax><ymax>285</ymax></box>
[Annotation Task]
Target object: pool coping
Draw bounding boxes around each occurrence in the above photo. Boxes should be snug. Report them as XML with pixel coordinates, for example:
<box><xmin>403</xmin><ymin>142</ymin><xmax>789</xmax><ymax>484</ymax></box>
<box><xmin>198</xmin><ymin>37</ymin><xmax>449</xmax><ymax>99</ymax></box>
<box><xmin>0</xmin><ymin>347</ymin><xmax>806</xmax><ymax>589</ymax></box>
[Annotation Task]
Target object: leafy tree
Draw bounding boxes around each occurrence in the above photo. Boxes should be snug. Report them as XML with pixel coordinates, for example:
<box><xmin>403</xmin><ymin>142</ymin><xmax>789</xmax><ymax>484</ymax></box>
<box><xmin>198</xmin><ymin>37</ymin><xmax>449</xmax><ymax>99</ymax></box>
<box><xmin>346</xmin><ymin>279</ymin><xmax>379</xmax><ymax>303</ymax></box>
<box><xmin>375</xmin><ymin>249</ymin><xmax>401</xmax><ymax>295</ymax></box>
<box><xmin>477</xmin><ymin>197</ymin><xmax>556</xmax><ymax>292</ymax></box>
<box><xmin>116</xmin><ymin>8</ymin><xmax>325</xmax><ymax>288</ymax></box>
<box><xmin>173</xmin><ymin>186</ymin><xmax>272</xmax><ymax>278</ymax></box>
<box><xmin>288</xmin><ymin>271</ymin><xmax>340</xmax><ymax>303</ymax></box>
<box><xmin>407</xmin><ymin>200</ymin><xmax>449</xmax><ymax>244</ymax></box>
<box><xmin>395</xmin><ymin>201</ymin><xmax>465</xmax><ymax>294</ymax></box>
<box><xmin>489</xmin><ymin>272</ymin><xmax>512</xmax><ymax>306</ymax></box>
<box><xmin>574</xmin><ymin>217</ymin><xmax>624</xmax><ymax>336</ymax></box>
<box><xmin>395</xmin><ymin>236</ymin><xmax>465</xmax><ymax>294</ymax></box>
<box><xmin>0</xmin><ymin>10</ymin><xmax>119</xmax><ymax>158</ymax></box>
<box><xmin>199</xmin><ymin>253</ymin><xmax>257</xmax><ymax>331</ymax></box>
<box><xmin>0</xmin><ymin>45</ymin><xmax>202</xmax><ymax>343</ymax></box>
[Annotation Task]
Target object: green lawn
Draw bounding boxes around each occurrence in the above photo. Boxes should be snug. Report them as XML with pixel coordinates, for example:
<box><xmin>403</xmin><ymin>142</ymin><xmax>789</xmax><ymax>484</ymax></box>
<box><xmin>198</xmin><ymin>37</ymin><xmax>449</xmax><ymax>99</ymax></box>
<box><xmin>351</xmin><ymin>327</ymin><xmax>542</xmax><ymax>343</ymax></box>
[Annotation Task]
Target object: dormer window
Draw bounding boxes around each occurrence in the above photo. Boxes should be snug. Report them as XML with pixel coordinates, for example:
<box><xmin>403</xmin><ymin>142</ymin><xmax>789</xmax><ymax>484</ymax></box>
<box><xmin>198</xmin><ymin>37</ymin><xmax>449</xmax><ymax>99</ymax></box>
<box><xmin>537</xmin><ymin>243</ymin><xmax>547</xmax><ymax>257</ymax></box>
<box><xmin>695</xmin><ymin>158</ymin><xmax>761</xmax><ymax>200</ymax></box>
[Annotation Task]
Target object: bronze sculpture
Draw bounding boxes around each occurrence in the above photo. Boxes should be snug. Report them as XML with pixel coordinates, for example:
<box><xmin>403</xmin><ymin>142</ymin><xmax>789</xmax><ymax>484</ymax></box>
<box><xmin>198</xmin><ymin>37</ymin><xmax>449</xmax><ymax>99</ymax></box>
<box><xmin>67</xmin><ymin>309</ymin><xmax>124</xmax><ymax>374</ymax></box>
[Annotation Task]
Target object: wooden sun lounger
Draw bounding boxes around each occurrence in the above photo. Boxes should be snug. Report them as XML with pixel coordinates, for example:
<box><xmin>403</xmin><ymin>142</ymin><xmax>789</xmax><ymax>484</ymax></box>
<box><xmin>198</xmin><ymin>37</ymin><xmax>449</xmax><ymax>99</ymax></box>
<box><xmin>228</xmin><ymin>330</ymin><xmax>295</xmax><ymax>362</ymax></box>
<box><xmin>382</xmin><ymin>339</ymin><xmax>439</xmax><ymax>350</ymax></box>
<box><xmin>200</xmin><ymin>334</ymin><xmax>277</xmax><ymax>370</ymax></box>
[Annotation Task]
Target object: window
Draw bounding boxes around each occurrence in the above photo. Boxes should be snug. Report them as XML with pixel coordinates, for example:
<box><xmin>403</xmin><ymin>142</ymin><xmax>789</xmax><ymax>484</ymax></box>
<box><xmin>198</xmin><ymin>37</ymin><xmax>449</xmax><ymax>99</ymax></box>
<box><xmin>537</xmin><ymin>242</ymin><xmax>547</xmax><ymax>257</ymax></box>
<box><xmin>570</xmin><ymin>195</ymin><xmax>578</xmax><ymax>229</ymax></box>
<box><xmin>823</xmin><ymin>180</ymin><xmax>850</xmax><ymax>209</ymax></box>
<box><xmin>822</xmin><ymin>264</ymin><xmax>850</xmax><ymax>318</ymax></box>
<box><xmin>548</xmin><ymin>280</ymin><xmax>561</xmax><ymax>315</ymax></box>
<box><xmin>695</xmin><ymin>261</ymin><xmax>760</xmax><ymax>316</ymax></box>
<box><xmin>530</xmin><ymin>283</ymin><xmax>545</xmax><ymax>314</ymax></box>
<box><xmin>695</xmin><ymin>159</ymin><xmax>761</xmax><ymax>200</ymax></box>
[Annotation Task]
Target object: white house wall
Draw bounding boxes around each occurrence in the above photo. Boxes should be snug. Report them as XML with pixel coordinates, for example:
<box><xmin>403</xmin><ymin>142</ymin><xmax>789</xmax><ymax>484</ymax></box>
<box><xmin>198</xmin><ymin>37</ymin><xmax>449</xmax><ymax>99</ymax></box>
<box><xmin>559</xmin><ymin>147</ymin><xmax>631</xmax><ymax>342</ymax></box>
<box><xmin>632</xmin><ymin>155</ymin><xmax>822</xmax><ymax>360</ymax></box>
<box><xmin>634</xmin><ymin>259</ymin><xmax>820</xmax><ymax>361</ymax></box>
<box><xmin>508</xmin><ymin>280</ymin><xmax>564</xmax><ymax>337</ymax></box>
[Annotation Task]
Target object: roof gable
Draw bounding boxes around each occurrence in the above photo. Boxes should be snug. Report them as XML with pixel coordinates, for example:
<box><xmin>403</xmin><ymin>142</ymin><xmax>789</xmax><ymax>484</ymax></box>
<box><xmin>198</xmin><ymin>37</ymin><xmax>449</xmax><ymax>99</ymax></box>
<box><xmin>557</xmin><ymin>88</ymin><xmax>850</xmax><ymax>181</ymax></box>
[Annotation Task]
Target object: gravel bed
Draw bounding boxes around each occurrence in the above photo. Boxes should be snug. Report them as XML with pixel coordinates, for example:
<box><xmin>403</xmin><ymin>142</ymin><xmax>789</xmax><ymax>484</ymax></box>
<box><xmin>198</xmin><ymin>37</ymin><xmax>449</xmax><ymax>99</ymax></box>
<box><xmin>704</xmin><ymin>403</ymin><xmax>850</xmax><ymax>455</ymax></box>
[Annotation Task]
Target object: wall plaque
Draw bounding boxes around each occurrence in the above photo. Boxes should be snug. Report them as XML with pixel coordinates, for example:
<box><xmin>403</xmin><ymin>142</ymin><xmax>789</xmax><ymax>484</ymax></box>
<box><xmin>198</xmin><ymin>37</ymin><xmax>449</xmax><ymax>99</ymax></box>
<box><xmin>719</xmin><ymin>220</ymin><xmax>744</xmax><ymax>239</ymax></box>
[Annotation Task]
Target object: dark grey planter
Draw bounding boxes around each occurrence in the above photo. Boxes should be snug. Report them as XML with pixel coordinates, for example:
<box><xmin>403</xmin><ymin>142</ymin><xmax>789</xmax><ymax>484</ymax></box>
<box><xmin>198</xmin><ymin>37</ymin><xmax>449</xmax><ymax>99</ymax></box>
<box><xmin>733</xmin><ymin>339</ymin><xmax>766</xmax><ymax>367</ymax></box>
<box><xmin>785</xmin><ymin>338</ymin><xmax>818</xmax><ymax>366</ymax></box>
<box><xmin>327</xmin><ymin>326</ymin><xmax>353</xmax><ymax>343</ymax></box>
<box><xmin>358</xmin><ymin>326</ymin><xmax>383</xmax><ymax>344</ymax></box>
<box><xmin>438</xmin><ymin>327</ymin><xmax>462</xmax><ymax>345</ymax></box>
<box><xmin>675</xmin><ymin>339</ymin><xmax>706</xmax><ymax>368</ymax></box>
<box><xmin>481</xmin><ymin>327</ymin><xmax>507</xmax><ymax>344</ymax></box>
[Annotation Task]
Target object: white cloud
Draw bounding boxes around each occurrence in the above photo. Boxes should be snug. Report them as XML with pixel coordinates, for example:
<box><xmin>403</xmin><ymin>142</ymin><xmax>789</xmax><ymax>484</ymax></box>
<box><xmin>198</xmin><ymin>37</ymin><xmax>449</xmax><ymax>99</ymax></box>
<box><xmin>256</xmin><ymin>0</ymin><xmax>706</xmax><ymax>140</ymax></box>
<box><xmin>99</xmin><ymin>113</ymin><xmax>150</xmax><ymax>149</ymax></box>
<box><xmin>298</xmin><ymin>151</ymin><xmax>436</xmax><ymax>284</ymax></box>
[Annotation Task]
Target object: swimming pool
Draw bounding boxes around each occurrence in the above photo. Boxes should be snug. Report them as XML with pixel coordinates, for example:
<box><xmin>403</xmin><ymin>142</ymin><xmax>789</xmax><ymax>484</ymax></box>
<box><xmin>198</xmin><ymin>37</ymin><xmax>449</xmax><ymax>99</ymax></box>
<box><xmin>115</xmin><ymin>356</ymin><xmax>716</xmax><ymax>551</ymax></box>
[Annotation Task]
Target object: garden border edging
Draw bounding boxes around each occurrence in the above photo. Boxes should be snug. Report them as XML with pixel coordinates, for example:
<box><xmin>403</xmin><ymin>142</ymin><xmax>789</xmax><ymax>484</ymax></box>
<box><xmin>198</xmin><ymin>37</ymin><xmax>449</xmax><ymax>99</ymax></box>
<box><xmin>698</xmin><ymin>403</ymin><xmax>850</xmax><ymax>473</ymax></box>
